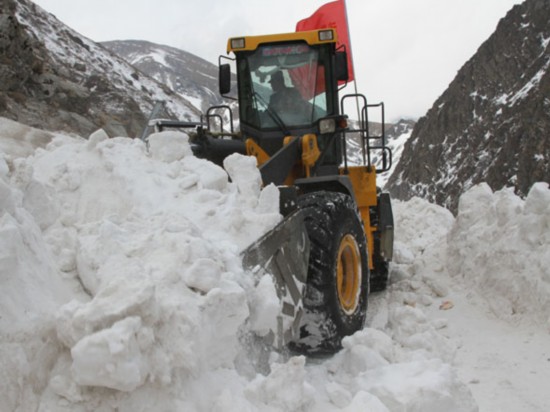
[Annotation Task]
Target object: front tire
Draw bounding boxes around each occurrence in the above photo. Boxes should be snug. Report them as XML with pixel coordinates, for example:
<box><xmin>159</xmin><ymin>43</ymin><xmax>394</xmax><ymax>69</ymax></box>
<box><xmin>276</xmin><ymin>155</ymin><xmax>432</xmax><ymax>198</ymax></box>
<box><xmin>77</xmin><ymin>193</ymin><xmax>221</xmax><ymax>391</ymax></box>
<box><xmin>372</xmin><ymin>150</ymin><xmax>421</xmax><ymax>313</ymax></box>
<box><xmin>293</xmin><ymin>191</ymin><xmax>369</xmax><ymax>353</ymax></box>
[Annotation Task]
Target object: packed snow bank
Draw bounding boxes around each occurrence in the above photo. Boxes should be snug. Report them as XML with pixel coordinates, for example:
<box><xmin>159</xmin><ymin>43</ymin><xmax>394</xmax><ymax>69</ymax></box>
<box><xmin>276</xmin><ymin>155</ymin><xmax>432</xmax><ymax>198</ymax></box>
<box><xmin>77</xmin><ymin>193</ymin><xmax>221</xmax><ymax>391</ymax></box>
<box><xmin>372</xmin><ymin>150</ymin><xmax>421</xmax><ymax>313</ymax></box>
<box><xmin>448</xmin><ymin>182</ymin><xmax>550</xmax><ymax>328</ymax></box>
<box><xmin>4</xmin><ymin>118</ymin><xmax>548</xmax><ymax>411</ymax></box>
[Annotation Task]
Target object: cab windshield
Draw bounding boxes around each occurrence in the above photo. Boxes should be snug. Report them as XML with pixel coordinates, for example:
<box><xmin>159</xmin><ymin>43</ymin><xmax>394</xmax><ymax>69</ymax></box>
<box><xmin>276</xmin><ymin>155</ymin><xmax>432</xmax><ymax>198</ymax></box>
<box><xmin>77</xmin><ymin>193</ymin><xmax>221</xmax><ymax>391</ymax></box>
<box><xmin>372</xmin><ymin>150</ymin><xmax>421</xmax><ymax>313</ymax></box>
<box><xmin>237</xmin><ymin>42</ymin><xmax>333</xmax><ymax>130</ymax></box>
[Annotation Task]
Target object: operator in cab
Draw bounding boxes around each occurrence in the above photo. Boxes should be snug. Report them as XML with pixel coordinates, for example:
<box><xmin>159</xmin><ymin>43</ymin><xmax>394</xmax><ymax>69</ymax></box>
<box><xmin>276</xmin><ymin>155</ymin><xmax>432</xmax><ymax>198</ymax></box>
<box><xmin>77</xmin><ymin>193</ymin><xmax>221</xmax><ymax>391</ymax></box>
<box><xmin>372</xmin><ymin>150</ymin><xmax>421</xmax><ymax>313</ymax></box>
<box><xmin>268</xmin><ymin>70</ymin><xmax>311</xmax><ymax>122</ymax></box>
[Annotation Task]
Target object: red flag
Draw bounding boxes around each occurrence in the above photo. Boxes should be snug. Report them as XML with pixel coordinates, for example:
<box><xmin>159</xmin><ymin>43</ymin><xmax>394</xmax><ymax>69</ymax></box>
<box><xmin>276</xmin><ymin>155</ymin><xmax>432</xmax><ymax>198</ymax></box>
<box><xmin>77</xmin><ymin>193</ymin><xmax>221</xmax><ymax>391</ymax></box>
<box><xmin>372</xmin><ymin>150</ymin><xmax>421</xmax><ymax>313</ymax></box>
<box><xmin>296</xmin><ymin>0</ymin><xmax>354</xmax><ymax>82</ymax></box>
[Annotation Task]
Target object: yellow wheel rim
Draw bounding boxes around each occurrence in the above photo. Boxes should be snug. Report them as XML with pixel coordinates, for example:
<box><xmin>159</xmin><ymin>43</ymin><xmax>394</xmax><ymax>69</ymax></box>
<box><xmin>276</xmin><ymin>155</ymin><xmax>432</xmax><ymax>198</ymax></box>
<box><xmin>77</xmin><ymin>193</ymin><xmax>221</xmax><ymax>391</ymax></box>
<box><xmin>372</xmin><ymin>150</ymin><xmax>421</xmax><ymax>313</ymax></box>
<box><xmin>337</xmin><ymin>234</ymin><xmax>362</xmax><ymax>315</ymax></box>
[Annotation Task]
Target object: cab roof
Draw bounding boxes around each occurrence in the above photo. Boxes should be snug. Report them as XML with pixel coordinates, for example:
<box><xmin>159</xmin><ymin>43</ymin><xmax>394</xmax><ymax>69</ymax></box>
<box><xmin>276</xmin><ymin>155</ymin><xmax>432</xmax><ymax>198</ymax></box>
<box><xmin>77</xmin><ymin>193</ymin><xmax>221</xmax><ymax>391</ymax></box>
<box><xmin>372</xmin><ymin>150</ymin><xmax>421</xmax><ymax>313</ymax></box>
<box><xmin>227</xmin><ymin>28</ymin><xmax>338</xmax><ymax>54</ymax></box>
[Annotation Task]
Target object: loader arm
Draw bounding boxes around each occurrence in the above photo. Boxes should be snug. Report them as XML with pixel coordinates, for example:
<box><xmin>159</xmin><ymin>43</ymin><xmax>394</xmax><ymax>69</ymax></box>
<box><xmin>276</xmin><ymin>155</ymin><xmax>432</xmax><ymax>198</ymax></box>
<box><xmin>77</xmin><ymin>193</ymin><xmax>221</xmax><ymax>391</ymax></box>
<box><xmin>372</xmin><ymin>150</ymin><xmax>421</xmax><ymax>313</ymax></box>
<box><xmin>257</xmin><ymin>136</ymin><xmax>301</xmax><ymax>186</ymax></box>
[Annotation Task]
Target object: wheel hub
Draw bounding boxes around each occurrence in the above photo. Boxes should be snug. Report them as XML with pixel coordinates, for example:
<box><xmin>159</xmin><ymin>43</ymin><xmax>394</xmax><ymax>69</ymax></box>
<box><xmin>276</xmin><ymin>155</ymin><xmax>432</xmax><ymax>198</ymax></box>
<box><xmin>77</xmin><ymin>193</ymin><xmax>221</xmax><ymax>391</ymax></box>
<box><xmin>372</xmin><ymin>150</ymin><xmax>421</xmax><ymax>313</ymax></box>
<box><xmin>337</xmin><ymin>234</ymin><xmax>362</xmax><ymax>315</ymax></box>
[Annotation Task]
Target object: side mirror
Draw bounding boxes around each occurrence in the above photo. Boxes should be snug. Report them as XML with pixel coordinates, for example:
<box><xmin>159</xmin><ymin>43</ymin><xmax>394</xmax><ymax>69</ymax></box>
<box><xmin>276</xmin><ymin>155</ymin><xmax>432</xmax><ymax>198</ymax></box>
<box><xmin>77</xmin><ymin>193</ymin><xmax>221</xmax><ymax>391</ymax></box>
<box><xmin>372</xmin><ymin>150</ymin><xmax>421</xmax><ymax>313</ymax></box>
<box><xmin>335</xmin><ymin>51</ymin><xmax>349</xmax><ymax>82</ymax></box>
<box><xmin>219</xmin><ymin>64</ymin><xmax>231</xmax><ymax>95</ymax></box>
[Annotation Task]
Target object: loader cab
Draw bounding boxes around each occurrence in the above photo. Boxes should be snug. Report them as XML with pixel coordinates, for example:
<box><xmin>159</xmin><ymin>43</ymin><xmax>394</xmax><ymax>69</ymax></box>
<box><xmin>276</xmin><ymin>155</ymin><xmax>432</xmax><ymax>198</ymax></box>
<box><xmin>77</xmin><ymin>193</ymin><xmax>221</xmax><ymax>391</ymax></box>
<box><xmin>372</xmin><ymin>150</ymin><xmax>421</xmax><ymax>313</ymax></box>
<box><xmin>221</xmin><ymin>29</ymin><xmax>348</xmax><ymax>158</ymax></box>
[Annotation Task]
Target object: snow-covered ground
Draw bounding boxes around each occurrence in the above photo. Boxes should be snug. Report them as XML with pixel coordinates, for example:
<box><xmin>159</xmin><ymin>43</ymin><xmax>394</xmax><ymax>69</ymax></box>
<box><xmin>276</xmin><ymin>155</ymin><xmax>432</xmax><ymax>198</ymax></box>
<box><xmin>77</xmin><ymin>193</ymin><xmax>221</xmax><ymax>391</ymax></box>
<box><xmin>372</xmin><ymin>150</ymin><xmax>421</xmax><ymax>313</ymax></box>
<box><xmin>1</xmin><ymin>117</ymin><xmax>549</xmax><ymax>411</ymax></box>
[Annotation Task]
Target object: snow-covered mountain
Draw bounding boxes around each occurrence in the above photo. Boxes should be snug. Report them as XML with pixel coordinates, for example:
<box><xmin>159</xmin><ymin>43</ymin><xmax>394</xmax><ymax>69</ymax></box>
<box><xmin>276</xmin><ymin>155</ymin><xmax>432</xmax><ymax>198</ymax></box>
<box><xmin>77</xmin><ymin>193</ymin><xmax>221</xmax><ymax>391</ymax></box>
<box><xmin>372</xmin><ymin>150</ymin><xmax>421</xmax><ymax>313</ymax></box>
<box><xmin>0</xmin><ymin>0</ymin><xmax>200</xmax><ymax>138</ymax></box>
<box><xmin>386</xmin><ymin>0</ymin><xmax>550</xmax><ymax>213</ymax></box>
<box><xmin>101</xmin><ymin>40</ymin><xmax>227</xmax><ymax>114</ymax></box>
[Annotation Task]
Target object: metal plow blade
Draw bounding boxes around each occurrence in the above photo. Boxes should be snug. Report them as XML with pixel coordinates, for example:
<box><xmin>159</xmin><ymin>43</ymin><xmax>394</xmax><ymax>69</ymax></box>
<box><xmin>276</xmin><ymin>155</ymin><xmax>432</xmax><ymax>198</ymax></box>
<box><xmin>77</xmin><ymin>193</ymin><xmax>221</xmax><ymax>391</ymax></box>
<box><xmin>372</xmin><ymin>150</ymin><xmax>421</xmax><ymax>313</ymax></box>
<box><xmin>241</xmin><ymin>210</ymin><xmax>310</xmax><ymax>350</ymax></box>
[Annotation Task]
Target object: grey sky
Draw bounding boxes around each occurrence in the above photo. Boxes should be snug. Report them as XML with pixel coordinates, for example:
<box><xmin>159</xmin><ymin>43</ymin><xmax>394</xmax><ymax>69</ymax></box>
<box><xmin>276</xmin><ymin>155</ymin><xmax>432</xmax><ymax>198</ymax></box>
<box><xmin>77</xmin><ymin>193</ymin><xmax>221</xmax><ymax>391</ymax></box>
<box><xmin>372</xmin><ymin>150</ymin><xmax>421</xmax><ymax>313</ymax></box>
<box><xmin>32</xmin><ymin>0</ymin><xmax>523</xmax><ymax>121</ymax></box>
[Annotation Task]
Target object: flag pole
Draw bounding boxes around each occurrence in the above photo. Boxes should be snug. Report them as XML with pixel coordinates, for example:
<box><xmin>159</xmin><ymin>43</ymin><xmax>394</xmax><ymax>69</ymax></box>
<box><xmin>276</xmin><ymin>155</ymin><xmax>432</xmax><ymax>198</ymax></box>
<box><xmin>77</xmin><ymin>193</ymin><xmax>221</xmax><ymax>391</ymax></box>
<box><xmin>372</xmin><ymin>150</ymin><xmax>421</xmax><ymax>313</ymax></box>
<box><xmin>342</xmin><ymin>0</ymin><xmax>362</xmax><ymax>127</ymax></box>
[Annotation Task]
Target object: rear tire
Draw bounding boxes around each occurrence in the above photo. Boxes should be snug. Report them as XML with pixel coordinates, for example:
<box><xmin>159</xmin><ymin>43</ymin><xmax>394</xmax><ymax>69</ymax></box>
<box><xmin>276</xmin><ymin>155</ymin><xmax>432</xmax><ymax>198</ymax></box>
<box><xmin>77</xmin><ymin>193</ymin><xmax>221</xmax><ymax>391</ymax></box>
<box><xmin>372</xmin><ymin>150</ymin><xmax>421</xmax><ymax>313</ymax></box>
<box><xmin>293</xmin><ymin>191</ymin><xmax>369</xmax><ymax>353</ymax></box>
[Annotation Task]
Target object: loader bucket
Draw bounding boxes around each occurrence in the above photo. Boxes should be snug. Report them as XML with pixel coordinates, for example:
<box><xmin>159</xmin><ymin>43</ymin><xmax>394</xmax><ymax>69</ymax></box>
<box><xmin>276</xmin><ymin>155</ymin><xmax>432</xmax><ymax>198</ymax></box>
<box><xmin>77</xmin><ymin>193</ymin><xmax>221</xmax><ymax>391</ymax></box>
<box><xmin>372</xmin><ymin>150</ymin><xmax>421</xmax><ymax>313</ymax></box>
<box><xmin>241</xmin><ymin>209</ymin><xmax>310</xmax><ymax>349</ymax></box>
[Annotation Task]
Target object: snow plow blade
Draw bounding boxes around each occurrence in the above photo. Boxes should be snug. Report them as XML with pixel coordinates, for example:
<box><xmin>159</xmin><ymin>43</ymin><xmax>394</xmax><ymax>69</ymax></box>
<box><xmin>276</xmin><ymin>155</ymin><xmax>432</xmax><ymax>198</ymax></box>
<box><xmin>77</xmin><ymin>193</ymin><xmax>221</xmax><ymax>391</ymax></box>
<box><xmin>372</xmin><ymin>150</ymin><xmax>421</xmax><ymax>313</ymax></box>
<box><xmin>241</xmin><ymin>210</ymin><xmax>310</xmax><ymax>349</ymax></box>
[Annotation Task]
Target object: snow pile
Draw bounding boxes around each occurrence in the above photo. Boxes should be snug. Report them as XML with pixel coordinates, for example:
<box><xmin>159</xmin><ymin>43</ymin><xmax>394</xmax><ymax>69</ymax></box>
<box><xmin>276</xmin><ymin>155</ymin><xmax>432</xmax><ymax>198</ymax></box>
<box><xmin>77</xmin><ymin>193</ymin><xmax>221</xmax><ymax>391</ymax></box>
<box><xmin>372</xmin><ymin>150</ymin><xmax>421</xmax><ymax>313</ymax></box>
<box><xmin>7</xmin><ymin>117</ymin><xmax>549</xmax><ymax>410</ymax></box>
<box><xmin>448</xmin><ymin>182</ymin><xmax>550</xmax><ymax>328</ymax></box>
<box><xmin>0</xmin><ymin>122</ymin><xmax>283</xmax><ymax>410</ymax></box>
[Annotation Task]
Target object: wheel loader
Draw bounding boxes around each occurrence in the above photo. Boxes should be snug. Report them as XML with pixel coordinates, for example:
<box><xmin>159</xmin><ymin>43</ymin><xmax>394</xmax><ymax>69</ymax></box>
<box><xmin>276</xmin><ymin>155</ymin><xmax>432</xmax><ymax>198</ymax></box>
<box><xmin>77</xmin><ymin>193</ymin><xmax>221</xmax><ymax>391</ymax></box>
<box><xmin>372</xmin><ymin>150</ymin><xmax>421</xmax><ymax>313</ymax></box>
<box><xmin>152</xmin><ymin>28</ymin><xmax>394</xmax><ymax>353</ymax></box>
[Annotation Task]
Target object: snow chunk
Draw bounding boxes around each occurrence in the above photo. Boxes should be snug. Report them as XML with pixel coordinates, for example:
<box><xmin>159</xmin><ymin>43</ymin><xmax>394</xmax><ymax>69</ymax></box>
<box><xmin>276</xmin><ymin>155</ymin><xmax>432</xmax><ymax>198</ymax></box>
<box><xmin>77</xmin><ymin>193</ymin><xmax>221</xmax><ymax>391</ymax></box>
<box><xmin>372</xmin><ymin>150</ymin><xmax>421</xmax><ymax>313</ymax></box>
<box><xmin>183</xmin><ymin>257</ymin><xmax>222</xmax><ymax>293</ymax></box>
<box><xmin>224</xmin><ymin>153</ymin><xmax>262</xmax><ymax>207</ymax></box>
<box><xmin>87</xmin><ymin>129</ymin><xmax>109</xmax><ymax>150</ymax></box>
<box><xmin>248</xmin><ymin>274</ymin><xmax>280</xmax><ymax>336</ymax></box>
<box><xmin>71</xmin><ymin>316</ymin><xmax>151</xmax><ymax>391</ymax></box>
<box><xmin>360</xmin><ymin>360</ymin><xmax>477</xmax><ymax>412</ymax></box>
<box><xmin>245</xmin><ymin>356</ymin><xmax>314</xmax><ymax>410</ymax></box>
<box><xmin>148</xmin><ymin>130</ymin><xmax>192</xmax><ymax>162</ymax></box>
<box><xmin>329</xmin><ymin>328</ymin><xmax>394</xmax><ymax>376</ymax></box>
<box><xmin>343</xmin><ymin>391</ymin><xmax>390</xmax><ymax>412</ymax></box>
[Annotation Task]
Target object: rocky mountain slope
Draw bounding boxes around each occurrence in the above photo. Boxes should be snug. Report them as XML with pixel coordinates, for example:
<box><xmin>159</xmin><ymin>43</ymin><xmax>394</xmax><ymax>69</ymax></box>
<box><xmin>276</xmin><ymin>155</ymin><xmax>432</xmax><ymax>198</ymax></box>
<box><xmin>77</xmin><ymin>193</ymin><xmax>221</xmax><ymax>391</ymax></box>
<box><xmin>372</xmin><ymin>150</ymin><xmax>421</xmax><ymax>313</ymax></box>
<box><xmin>102</xmin><ymin>40</ymin><xmax>226</xmax><ymax>113</ymax></box>
<box><xmin>0</xmin><ymin>0</ymin><xmax>199</xmax><ymax>138</ymax></box>
<box><xmin>386</xmin><ymin>0</ymin><xmax>550</xmax><ymax>213</ymax></box>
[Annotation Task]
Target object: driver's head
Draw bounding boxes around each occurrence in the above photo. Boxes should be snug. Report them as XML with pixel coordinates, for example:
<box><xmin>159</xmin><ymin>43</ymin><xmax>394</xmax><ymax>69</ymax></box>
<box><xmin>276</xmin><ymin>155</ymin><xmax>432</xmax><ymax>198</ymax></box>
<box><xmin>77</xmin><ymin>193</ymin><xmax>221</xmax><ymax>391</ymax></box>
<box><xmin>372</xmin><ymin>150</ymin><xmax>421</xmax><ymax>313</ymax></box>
<box><xmin>270</xmin><ymin>71</ymin><xmax>285</xmax><ymax>91</ymax></box>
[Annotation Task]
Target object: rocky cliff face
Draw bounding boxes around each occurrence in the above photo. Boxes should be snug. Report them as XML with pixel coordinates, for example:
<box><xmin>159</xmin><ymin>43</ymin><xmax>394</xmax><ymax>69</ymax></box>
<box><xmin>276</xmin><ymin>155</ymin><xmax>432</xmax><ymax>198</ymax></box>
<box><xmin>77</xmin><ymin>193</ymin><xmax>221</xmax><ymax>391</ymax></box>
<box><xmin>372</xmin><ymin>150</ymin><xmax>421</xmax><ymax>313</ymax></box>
<box><xmin>0</xmin><ymin>0</ymin><xmax>199</xmax><ymax>138</ymax></box>
<box><xmin>386</xmin><ymin>0</ymin><xmax>550</xmax><ymax>213</ymax></box>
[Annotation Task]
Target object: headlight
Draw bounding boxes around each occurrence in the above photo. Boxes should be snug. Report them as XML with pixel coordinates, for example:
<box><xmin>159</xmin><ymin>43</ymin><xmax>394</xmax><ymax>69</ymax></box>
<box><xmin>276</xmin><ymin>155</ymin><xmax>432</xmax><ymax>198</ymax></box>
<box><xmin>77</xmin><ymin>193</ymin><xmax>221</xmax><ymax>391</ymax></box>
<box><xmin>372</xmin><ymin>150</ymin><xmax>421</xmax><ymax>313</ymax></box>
<box><xmin>318</xmin><ymin>30</ymin><xmax>334</xmax><ymax>42</ymax></box>
<box><xmin>230</xmin><ymin>38</ymin><xmax>245</xmax><ymax>49</ymax></box>
<box><xmin>319</xmin><ymin>118</ymin><xmax>336</xmax><ymax>134</ymax></box>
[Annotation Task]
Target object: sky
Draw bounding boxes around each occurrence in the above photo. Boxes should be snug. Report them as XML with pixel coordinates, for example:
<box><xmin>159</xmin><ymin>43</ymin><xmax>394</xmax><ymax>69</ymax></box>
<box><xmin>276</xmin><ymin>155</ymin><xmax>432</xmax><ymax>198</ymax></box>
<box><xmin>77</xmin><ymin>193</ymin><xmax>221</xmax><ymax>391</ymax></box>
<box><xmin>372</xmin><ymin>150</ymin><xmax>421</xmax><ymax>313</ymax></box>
<box><xmin>32</xmin><ymin>0</ymin><xmax>524</xmax><ymax>121</ymax></box>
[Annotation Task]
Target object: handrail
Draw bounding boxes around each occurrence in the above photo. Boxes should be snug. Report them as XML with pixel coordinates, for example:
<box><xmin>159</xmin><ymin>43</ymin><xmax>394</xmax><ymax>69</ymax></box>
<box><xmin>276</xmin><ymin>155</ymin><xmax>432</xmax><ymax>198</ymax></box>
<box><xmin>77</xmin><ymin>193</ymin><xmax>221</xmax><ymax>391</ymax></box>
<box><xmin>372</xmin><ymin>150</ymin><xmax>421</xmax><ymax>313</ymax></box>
<box><xmin>205</xmin><ymin>105</ymin><xmax>235</xmax><ymax>136</ymax></box>
<box><xmin>339</xmin><ymin>94</ymin><xmax>392</xmax><ymax>173</ymax></box>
